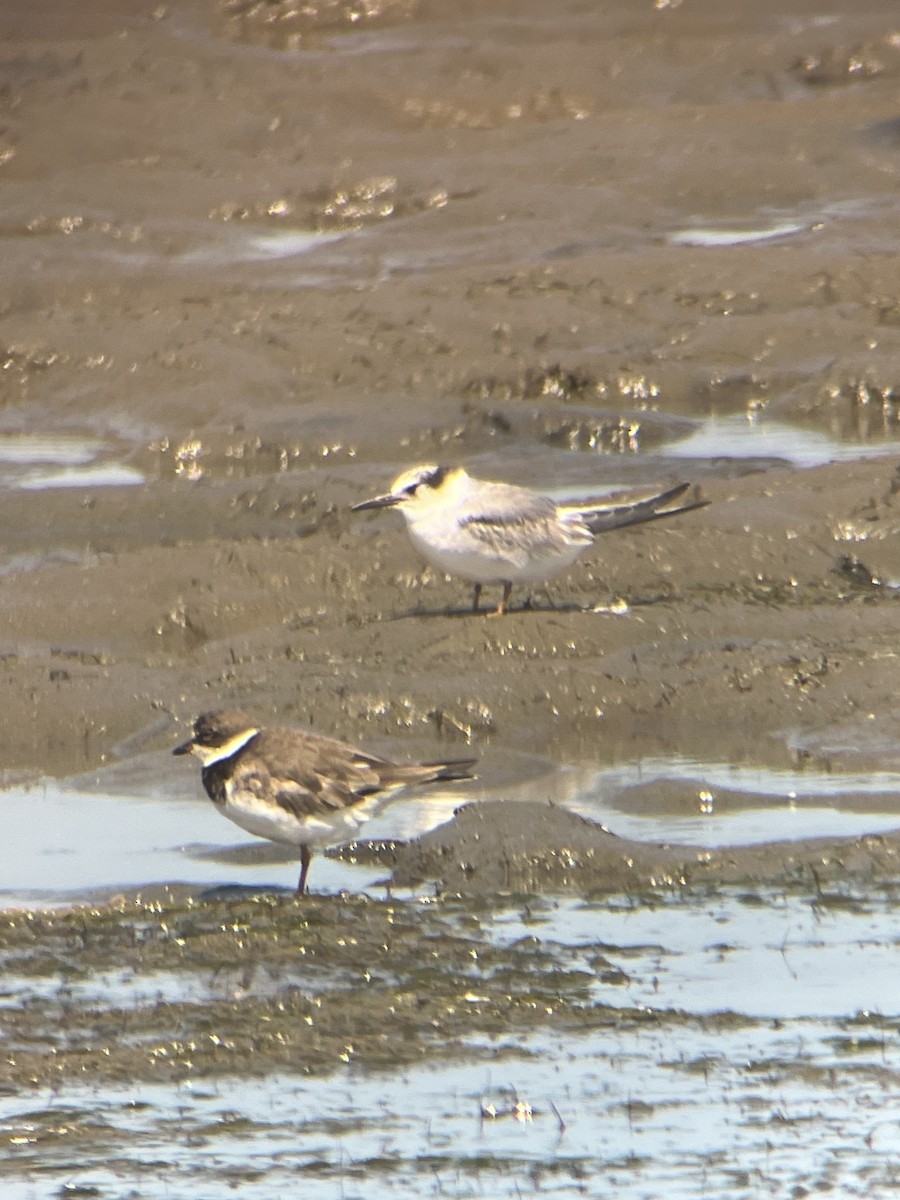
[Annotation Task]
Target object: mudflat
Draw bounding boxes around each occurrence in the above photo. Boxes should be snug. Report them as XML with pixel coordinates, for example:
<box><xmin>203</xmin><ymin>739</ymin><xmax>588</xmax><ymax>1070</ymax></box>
<box><xmin>1</xmin><ymin>0</ymin><xmax>900</xmax><ymax>895</ymax></box>
<box><xmin>1</xmin><ymin>0</ymin><xmax>900</xmax><ymax>897</ymax></box>
<box><xmin>4</xmin><ymin>5</ymin><xmax>900</xmax><ymax>1195</ymax></box>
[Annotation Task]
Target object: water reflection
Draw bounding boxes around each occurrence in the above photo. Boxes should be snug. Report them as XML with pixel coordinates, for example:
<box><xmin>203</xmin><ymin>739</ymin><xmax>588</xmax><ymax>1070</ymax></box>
<box><xmin>3</xmin><ymin>749</ymin><xmax>900</xmax><ymax>908</ymax></box>
<box><xmin>0</xmin><ymin>434</ymin><xmax>143</xmax><ymax>490</ymax></box>
<box><xmin>667</xmin><ymin>413</ymin><xmax>900</xmax><ymax>467</ymax></box>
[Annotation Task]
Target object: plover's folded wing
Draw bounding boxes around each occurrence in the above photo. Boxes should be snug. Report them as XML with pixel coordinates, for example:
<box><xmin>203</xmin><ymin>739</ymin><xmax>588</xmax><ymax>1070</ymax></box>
<box><xmin>267</xmin><ymin>747</ymin><xmax>389</xmax><ymax>815</ymax></box>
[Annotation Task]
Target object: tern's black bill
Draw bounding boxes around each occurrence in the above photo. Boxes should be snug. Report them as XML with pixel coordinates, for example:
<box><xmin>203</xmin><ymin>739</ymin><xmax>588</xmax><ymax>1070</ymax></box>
<box><xmin>350</xmin><ymin>493</ymin><xmax>400</xmax><ymax>511</ymax></box>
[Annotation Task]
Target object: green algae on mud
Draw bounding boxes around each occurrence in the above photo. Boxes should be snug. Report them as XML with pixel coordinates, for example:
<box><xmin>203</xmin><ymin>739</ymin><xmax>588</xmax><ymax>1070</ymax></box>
<box><xmin>5</xmin><ymin>883</ymin><xmax>900</xmax><ymax>1200</ymax></box>
<box><xmin>1</xmin><ymin>888</ymin><xmax>742</xmax><ymax>1093</ymax></box>
<box><xmin>6</xmin><ymin>797</ymin><xmax>900</xmax><ymax>1099</ymax></box>
<box><xmin>9</xmin><ymin>866</ymin><xmax>899</xmax><ymax>1095</ymax></box>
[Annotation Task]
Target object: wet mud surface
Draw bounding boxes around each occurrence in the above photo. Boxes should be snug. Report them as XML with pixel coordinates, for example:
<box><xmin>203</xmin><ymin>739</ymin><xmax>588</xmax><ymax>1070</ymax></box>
<box><xmin>4</xmin><ymin>0</ymin><xmax>900</xmax><ymax>1194</ymax></box>
<box><xmin>4</xmin><ymin>882</ymin><xmax>900</xmax><ymax>1197</ymax></box>
<box><xmin>0</xmin><ymin>0</ymin><xmax>899</xmax><ymax>787</ymax></box>
<box><xmin>2</xmin><ymin>889</ymin><xmax>589</xmax><ymax>1089</ymax></box>
<box><xmin>390</xmin><ymin>798</ymin><xmax>900</xmax><ymax>895</ymax></box>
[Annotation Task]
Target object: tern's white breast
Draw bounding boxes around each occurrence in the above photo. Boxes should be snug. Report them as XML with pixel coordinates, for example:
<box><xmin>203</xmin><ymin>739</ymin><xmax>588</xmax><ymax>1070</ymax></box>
<box><xmin>406</xmin><ymin>510</ymin><xmax>590</xmax><ymax>584</ymax></box>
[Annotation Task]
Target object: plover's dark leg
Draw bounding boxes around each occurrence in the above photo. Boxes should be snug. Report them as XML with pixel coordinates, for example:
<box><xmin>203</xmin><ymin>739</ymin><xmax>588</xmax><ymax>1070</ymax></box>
<box><xmin>297</xmin><ymin>844</ymin><xmax>312</xmax><ymax>895</ymax></box>
<box><xmin>471</xmin><ymin>583</ymin><xmax>482</xmax><ymax>613</ymax></box>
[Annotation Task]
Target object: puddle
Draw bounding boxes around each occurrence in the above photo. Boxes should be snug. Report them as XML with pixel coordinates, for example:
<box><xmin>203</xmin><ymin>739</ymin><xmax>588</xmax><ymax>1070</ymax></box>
<box><xmin>490</xmin><ymin>890</ymin><xmax>900</xmax><ymax>1020</ymax></box>
<box><xmin>562</xmin><ymin>756</ymin><xmax>900</xmax><ymax>847</ymax></box>
<box><xmin>668</xmin><ymin>219</ymin><xmax>809</xmax><ymax>247</ymax></box>
<box><xmin>83</xmin><ymin>220</ymin><xmax>346</xmax><ymax>272</ymax></box>
<box><xmin>666</xmin><ymin>199</ymin><xmax>898</xmax><ymax>252</ymax></box>
<box><xmin>174</xmin><ymin>225</ymin><xmax>346</xmax><ymax>268</ymax></box>
<box><xmin>5</xmin><ymin>215</ymin><xmax>351</xmax><ymax>293</ymax></box>
<box><xmin>16</xmin><ymin>463</ymin><xmax>143</xmax><ymax>489</ymax></box>
<box><xmin>0</xmin><ymin>1036</ymin><xmax>886</xmax><ymax>1200</ymax></box>
<box><xmin>666</xmin><ymin>413</ymin><xmax>900</xmax><ymax>467</ymax></box>
<box><xmin>3</xmin><ymin>754</ymin><xmax>900</xmax><ymax>1199</ymax></box>
<box><xmin>0</xmin><ymin>549</ymin><xmax>88</xmax><ymax>576</ymax></box>
<box><xmin>0</xmin><ymin>434</ymin><xmax>143</xmax><ymax>491</ymax></box>
<box><xmin>0</xmin><ymin>756</ymin><xmax>479</xmax><ymax>909</ymax></box>
<box><xmin>0</xmin><ymin>778</ymin><xmax>376</xmax><ymax>909</ymax></box>
<box><xmin>0</xmin><ymin>435</ymin><xmax>101</xmax><ymax>465</ymax></box>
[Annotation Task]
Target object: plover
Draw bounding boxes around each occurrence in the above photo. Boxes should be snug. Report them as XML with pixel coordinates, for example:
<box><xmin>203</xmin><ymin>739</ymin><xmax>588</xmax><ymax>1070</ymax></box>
<box><xmin>173</xmin><ymin>708</ymin><xmax>476</xmax><ymax>894</ymax></box>
<box><xmin>352</xmin><ymin>464</ymin><xmax>707</xmax><ymax>615</ymax></box>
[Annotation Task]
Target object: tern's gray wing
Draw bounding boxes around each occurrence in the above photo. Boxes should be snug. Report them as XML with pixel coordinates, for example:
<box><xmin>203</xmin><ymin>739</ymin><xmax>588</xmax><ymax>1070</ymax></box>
<box><xmin>459</xmin><ymin>481</ymin><xmax>558</xmax><ymax>526</ymax></box>
<box><xmin>567</xmin><ymin>483</ymin><xmax>708</xmax><ymax>535</ymax></box>
<box><xmin>457</xmin><ymin>484</ymin><xmax>582</xmax><ymax>559</ymax></box>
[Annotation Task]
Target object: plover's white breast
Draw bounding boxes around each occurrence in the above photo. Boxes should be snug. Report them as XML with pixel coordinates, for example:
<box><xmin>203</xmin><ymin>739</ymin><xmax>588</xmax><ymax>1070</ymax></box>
<box><xmin>219</xmin><ymin>780</ymin><xmax>388</xmax><ymax>848</ymax></box>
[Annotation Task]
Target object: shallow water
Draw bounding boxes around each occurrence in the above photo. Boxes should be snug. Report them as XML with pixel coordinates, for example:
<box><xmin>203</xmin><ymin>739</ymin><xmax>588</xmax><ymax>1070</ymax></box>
<box><xmin>564</xmin><ymin>756</ymin><xmax>900</xmax><ymax>846</ymax></box>
<box><xmin>4</xmin><ymin>749</ymin><xmax>900</xmax><ymax>908</ymax></box>
<box><xmin>665</xmin><ymin>413</ymin><xmax>900</xmax><ymax>468</ymax></box>
<box><xmin>0</xmin><ymin>434</ymin><xmax>143</xmax><ymax>490</ymax></box>
<box><xmin>2</xmin><ymin>888</ymin><xmax>899</xmax><ymax>1199</ymax></box>
<box><xmin>3</xmin><ymin>749</ymin><xmax>900</xmax><ymax>1198</ymax></box>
